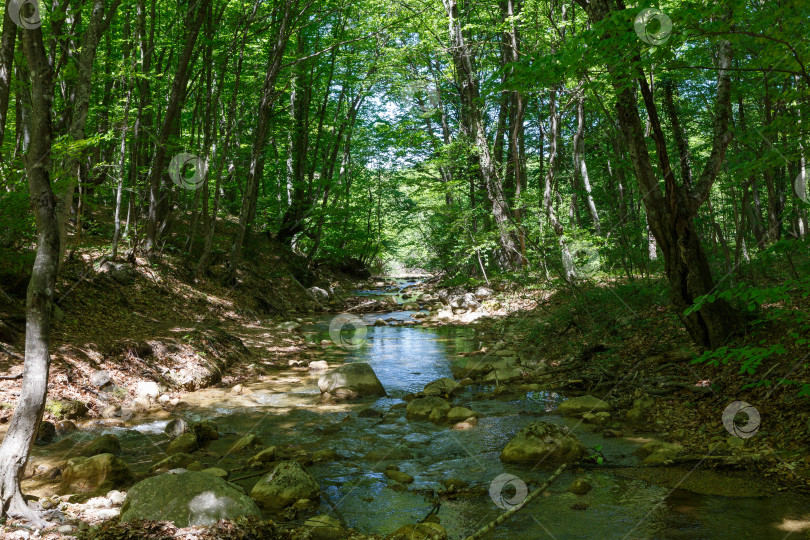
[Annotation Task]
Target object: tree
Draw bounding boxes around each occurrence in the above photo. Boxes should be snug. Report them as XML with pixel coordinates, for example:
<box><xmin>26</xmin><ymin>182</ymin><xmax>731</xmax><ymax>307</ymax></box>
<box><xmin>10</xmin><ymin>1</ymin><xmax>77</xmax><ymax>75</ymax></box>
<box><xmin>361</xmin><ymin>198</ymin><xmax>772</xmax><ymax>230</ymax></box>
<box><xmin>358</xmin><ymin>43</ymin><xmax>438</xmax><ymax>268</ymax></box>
<box><xmin>0</xmin><ymin>21</ymin><xmax>59</xmax><ymax>522</ymax></box>
<box><xmin>574</xmin><ymin>0</ymin><xmax>741</xmax><ymax>347</ymax></box>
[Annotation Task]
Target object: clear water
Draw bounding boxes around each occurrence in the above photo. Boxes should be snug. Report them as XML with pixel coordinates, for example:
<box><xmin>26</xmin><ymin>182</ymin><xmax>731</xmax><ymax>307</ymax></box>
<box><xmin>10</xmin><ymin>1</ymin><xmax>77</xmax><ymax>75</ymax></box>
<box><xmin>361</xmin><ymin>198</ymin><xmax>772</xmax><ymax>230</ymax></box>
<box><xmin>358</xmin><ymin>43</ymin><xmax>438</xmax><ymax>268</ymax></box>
<box><xmin>33</xmin><ymin>281</ymin><xmax>810</xmax><ymax>539</ymax></box>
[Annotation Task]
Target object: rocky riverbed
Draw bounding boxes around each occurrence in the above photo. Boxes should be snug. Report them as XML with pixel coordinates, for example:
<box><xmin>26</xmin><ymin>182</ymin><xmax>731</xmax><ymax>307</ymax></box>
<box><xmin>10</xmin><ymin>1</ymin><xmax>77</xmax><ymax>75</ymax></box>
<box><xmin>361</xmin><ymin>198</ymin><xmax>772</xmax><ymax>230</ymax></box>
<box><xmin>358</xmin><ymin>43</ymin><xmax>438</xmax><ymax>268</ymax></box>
<box><xmin>4</xmin><ymin>279</ymin><xmax>810</xmax><ymax>539</ymax></box>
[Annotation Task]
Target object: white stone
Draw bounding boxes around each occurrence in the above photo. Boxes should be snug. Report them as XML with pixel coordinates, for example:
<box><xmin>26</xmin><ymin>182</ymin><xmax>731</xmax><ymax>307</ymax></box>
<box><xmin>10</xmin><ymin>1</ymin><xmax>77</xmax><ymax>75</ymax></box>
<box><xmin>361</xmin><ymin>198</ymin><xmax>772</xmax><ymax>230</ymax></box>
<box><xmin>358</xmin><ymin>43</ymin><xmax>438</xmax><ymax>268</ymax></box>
<box><xmin>106</xmin><ymin>490</ymin><xmax>127</xmax><ymax>505</ymax></box>
<box><xmin>85</xmin><ymin>496</ymin><xmax>113</xmax><ymax>509</ymax></box>
<box><xmin>136</xmin><ymin>381</ymin><xmax>160</xmax><ymax>399</ymax></box>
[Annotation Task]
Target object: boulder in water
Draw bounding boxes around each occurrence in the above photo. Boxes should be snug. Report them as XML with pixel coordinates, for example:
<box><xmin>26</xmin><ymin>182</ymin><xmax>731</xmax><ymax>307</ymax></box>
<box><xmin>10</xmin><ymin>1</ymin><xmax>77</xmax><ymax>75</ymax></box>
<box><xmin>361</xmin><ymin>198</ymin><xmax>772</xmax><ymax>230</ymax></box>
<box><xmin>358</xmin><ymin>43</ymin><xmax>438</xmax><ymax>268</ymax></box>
<box><xmin>36</xmin><ymin>421</ymin><xmax>57</xmax><ymax>444</ymax></box>
<box><xmin>166</xmin><ymin>432</ymin><xmax>199</xmax><ymax>455</ymax></box>
<box><xmin>164</xmin><ymin>418</ymin><xmax>189</xmax><ymax>438</ymax></box>
<box><xmin>423</xmin><ymin>377</ymin><xmax>458</xmax><ymax>397</ymax></box>
<box><xmin>120</xmin><ymin>471</ymin><xmax>260</xmax><ymax>527</ymax></box>
<box><xmin>80</xmin><ymin>434</ymin><xmax>121</xmax><ymax>457</ymax></box>
<box><xmin>247</xmin><ymin>446</ymin><xmax>277</xmax><ymax>466</ymax></box>
<box><xmin>557</xmin><ymin>395</ymin><xmax>610</xmax><ymax>415</ymax></box>
<box><xmin>228</xmin><ymin>433</ymin><xmax>261</xmax><ymax>454</ymax></box>
<box><xmin>483</xmin><ymin>367</ymin><xmax>523</xmax><ymax>383</ymax></box>
<box><xmin>500</xmin><ymin>421</ymin><xmax>585</xmax><ymax>464</ymax></box>
<box><xmin>406</xmin><ymin>396</ymin><xmax>451</xmax><ymax>423</ymax></box>
<box><xmin>192</xmin><ymin>420</ymin><xmax>219</xmax><ymax>443</ymax></box>
<box><xmin>305</xmin><ymin>514</ymin><xmax>347</xmax><ymax>540</ymax></box>
<box><xmin>249</xmin><ymin>461</ymin><xmax>320</xmax><ymax>511</ymax></box>
<box><xmin>318</xmin><ymin>363</ymin><xmax>386</xmax><ymax>398</ymax></box>
<box><xmin>390</xmin><ymin>523</ymin><xmax>448</xmax><ymax>540</ymax></box>
<box><xmin>60</xmin><ymin>453</ymin><xmax>133</xmax><ymax>494</ymax></box>
<box><xmin>446</xmin><ymin>406</ymin><xmax>479</xmax><ymax>424</ymax></box>
<box><xmin>149</xmin><ymin>453</ymin><xmax>199</xmax><ymax>474</ymax></box>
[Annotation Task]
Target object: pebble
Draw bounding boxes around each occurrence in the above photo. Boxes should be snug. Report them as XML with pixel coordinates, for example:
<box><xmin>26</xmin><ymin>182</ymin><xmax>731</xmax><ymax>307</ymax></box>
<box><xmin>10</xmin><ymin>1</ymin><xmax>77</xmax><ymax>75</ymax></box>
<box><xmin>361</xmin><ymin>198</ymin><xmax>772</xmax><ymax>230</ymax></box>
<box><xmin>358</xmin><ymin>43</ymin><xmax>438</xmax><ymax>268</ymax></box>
<box><xmin>91</xmin><ymin>508</ymin><xmax>121</xmax><ymax>520</ymax></box>
<box><xmin>85</xmin><ymin>496</ymin><xmax>112</xmax><ymax>509</ymax></box>
<box><xmin>106</xmin><ymin>490</ymin><xmax>126</xmax><ymax>505</ymax></box>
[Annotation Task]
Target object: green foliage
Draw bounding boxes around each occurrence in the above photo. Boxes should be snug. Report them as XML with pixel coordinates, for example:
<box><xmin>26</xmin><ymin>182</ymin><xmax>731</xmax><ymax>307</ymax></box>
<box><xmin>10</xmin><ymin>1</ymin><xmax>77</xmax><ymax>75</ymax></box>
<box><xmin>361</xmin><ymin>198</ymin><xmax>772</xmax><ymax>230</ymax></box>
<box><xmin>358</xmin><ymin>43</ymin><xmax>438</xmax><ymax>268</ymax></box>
<box><xmin>691</xmin><ymin>343</ymin><xmax>786</xmax><ymax>375</ymax></box>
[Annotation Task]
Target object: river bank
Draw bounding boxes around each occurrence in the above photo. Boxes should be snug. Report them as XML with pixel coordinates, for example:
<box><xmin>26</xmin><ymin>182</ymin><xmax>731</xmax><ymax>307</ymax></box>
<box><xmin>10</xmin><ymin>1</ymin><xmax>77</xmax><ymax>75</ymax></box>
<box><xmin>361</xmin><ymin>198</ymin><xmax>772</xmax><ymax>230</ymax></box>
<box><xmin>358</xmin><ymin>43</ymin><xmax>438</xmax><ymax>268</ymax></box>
<box><xmin>2</xmin><ymin>270</ymin><xmax>809</xmax><ymax>539</ymax></box>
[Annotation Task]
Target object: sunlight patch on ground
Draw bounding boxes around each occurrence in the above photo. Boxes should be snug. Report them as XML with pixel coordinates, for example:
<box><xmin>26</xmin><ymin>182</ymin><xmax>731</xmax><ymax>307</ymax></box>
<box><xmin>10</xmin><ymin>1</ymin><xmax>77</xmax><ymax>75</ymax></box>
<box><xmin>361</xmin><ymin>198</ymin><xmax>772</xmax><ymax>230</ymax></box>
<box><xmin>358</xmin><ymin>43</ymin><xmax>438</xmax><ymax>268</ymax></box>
<box><xmin>774</xmin><ymin>516</ymin><xmax>810</xmax><ymax>533</ymax></box>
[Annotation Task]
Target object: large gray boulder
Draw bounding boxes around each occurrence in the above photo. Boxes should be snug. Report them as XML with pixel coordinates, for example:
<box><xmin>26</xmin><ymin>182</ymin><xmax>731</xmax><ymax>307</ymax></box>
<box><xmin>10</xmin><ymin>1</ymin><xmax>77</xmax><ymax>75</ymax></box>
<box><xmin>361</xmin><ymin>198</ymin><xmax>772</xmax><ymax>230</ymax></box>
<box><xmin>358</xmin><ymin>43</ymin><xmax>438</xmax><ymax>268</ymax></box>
<box><xmin>120</xmin><ymin>471</ymin><xmax>260</xmax><ymax>527</ymax></box>
<box><xmin>318</xmin><ymin>363</ymin><xmax>386</xmax><ymax>398</ymax></box>
<box><xmin>250</xmin><ymin>461</ymin><xmax>320</xmax><ymax>511</ymax></box>
<box><xmin>500</xmin><ymin>421</ymin><xmax>585</xmax><ymax>464</ymax></box>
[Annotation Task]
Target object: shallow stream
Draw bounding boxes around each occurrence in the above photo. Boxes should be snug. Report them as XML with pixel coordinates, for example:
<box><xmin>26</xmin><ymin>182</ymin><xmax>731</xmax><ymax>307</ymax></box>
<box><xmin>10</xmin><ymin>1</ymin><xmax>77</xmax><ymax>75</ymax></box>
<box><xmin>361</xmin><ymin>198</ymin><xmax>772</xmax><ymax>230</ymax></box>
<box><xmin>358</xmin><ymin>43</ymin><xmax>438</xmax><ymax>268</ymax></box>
<box><xmin>34</xmin><ymin>281</ymin><xmax>810</xmax><ymax>538</ymax></box>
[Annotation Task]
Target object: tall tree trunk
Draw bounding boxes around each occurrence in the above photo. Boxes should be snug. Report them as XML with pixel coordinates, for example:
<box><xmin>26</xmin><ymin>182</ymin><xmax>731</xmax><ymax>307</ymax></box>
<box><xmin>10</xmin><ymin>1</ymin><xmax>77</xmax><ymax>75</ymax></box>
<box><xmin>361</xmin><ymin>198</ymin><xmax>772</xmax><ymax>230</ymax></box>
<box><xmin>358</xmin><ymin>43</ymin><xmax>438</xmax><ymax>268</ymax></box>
<box><xmin>442</xmin><ymin>0</ymin><xmax>520</xmax><ymax>268</ymax></box>
<box><xmin>197</xmin><ymin>14</ymin><xmax>251</xmax><ymax>278</ymax></box>
<box><xmin>57</xmin><ymin>0</ymin><xmax>120</xmax><ymax>270</ymax></box>
<box><xmin>572</xmin><ymin>91</ymin><xmax>601</xmax><ymax>234</ymax></box>
<box><xmin>542</xmin><ymin>86</ymin><xmax>576</xmax><ymax>281</ymax></box>
<box><xmin>228</xmin><ymin>0</ymin><xmax>294</xmax><ymax>279</ymax></box>
<box><xmin>0</xmin><ymin>23</ymin><xmax>60</xmax><ymax>523</ymax></box>
<box><xmin>576</xmin><ymin>0</ymin><xmax>741</xmax><ymax>348</ymax></box>
<box><xmin>0</xmin><ymin>6</ymin><xmax>16</xmax><ymax>153</ymax></box>
<box><xmin>144</xmin><ymin>0</ymin><xmax>210</xmax><ymax>255</ymax></box>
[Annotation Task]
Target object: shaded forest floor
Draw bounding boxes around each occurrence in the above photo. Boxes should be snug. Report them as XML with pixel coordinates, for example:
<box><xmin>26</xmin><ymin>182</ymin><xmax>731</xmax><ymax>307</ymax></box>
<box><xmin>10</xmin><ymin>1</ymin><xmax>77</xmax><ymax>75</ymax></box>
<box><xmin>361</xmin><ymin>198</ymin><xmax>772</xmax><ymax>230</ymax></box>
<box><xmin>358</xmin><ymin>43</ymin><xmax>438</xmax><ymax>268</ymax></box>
<box><xmin>0</xmin><ymin>210</ymin><xmax>363</xmax><ymax>428</ymax></box>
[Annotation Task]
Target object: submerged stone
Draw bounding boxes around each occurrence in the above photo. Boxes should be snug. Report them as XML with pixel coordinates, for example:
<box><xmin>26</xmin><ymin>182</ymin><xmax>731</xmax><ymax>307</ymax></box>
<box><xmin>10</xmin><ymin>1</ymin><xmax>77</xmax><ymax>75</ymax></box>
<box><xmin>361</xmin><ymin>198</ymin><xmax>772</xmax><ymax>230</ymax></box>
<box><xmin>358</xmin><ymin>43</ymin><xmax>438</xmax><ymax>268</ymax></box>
<box><xmin>557</xmin><ymin>395</ymin><xmax>610</xmax><ymax>415</ymax></box>
<box><xmin>249</xmin><ymin>461</ymin><xmax>320</xmax><ymax>511</ymax></box>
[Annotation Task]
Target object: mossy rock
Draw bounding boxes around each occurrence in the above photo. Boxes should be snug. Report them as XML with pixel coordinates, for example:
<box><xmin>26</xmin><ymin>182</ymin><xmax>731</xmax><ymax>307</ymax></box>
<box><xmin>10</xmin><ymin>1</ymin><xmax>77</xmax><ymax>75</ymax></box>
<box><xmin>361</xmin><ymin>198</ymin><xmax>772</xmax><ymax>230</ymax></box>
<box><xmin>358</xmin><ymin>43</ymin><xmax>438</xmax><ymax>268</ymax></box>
<box><xmin>46</xmin><ymin>400</ymin><xmax>88</xmax><ymax>420</ymax></box>
<box><xmin>120</xmin><ymin>471</ymin><xmax>260</xmax><ymax>527</ymax></box>
<box><xmin>406</xmin><ymin>396</ymin><xmax>451</xmax><ymax>422</ymax></box>
<box><xmin>500</xmin><ymin>421</ymin><xmax>585</xmax><ymax>464</ymax></box>
<box><xmin>80</xmin><ymin>434</ymin><xmax>121</xmax><ymax>457</ymax></box>
<box><xmin>149</xmin><ymin>452</ymin><xmax>199</xmax><ymax>474</ymax></box>
<box><xmin>227</xmin><ymin>433</ymin><xmax>261</xmax><ymax>454</ymax></box>
<box><xmin>167</xmin><ymin>432</ymin><xmax>199</xmax><ymax>455</ymax></box>
<box><xmin>390</xmin><ymin>523</ymin><xmax>447</xmax><ymax>540</ymax></box>
<box><xmin>247</xmin><ymin>446</ymin><xmax>277</xmax><ymax>466</ymax></box>
<box><xmin>192</xmin><ymin>420</ymin><xmax>219</xmax><ymax>443</ymax></box>
<box><xmin>557</xmin><ymin>395</ymin><xmax>610</xmax><ymax>416</ymax></box>
<box><xmin>59</xmin><ymin>453</ymin><xmax>133</xmax><ymax>494</ymax></box>
<box><xmin>249</xmin><ymin>461</ymin><xmax>320</xmax><ymax>511</ymax></box>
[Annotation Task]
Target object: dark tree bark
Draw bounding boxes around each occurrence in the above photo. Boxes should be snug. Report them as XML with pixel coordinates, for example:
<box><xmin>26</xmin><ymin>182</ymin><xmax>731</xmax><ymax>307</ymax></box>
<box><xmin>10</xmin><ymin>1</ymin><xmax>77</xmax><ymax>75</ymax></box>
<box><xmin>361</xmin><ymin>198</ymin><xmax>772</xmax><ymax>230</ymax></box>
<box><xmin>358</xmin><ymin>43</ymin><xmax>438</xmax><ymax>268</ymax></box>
<box><xmin>0</xmin><ymin>23</ymin><xmax>60</xmax><ymax>523</ymax></box>
<box><xmin>575</xmin><ymin>0</ymin><xmax>741</xmax><ymax>348</ymax></box>
<box><xmin>442</xmin><ymin>0</ymin><xmax>521</xmax><ymax>268</ymax></box>
<box><xmin>0</xmin><ymin>5</ymin><xmax>16</xmax><ymax>153</ymax></box>
<box><xmin>228</xmin><ymin>0</ymin><xmax>295</xmax><ymax>279</ymax></box>
<box><xmin>56</xmin><ymin>0</ymin><xmax>120</xmax><ymax>269</ymax></box>
<box><xmin>144</xmin><ymin>0</ymin><xmax>210</xmax><ymax>255</ymax></box>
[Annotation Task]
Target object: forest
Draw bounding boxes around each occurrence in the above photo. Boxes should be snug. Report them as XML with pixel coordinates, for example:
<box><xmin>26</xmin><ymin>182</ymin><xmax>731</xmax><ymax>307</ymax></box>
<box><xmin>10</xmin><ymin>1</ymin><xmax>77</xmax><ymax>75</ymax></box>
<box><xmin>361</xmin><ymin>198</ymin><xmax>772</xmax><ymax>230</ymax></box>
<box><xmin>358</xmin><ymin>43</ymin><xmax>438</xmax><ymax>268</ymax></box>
<box><xmin>0</xmin><ymin>0</ymin><xmax>808</xmax><ymax>538</ymax></box>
